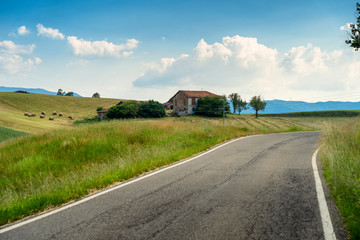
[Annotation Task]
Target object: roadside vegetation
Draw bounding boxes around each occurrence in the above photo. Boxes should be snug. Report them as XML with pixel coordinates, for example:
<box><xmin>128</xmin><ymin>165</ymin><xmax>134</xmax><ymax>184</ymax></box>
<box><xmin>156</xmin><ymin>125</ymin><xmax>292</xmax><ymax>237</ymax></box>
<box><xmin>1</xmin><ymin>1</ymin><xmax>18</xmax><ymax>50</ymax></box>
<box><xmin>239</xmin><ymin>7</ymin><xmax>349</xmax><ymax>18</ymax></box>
<box><xmin>320</xmin><ymin>119</ymin><xmax>360</xmax><ymax>239</ymax></box>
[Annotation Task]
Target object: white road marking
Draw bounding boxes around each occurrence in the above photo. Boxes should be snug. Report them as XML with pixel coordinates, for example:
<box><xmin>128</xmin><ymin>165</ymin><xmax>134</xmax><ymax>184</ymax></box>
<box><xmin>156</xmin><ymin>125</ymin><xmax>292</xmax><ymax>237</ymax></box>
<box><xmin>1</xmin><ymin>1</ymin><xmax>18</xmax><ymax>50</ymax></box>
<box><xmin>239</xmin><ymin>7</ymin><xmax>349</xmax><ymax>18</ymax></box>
<box><xmin>312</xmin><ymin>148</ymin><xmax>337</xmax><ymax>240</ymax></box>
<box><xmin>0</xmin><ymin>135</ymin><xmax>256</xmax><ymax>234</ymax></box>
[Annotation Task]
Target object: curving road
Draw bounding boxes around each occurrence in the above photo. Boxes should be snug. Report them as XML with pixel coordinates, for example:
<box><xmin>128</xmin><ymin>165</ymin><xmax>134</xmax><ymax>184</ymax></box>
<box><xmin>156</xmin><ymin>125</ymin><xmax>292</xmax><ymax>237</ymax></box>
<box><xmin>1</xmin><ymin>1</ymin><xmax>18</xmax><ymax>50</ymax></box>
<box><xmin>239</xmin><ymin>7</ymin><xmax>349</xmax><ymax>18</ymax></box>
<box><xmin>0</xmin><ymin>132</ymin><xmax>347</xmax><ymax>239</ymax></box>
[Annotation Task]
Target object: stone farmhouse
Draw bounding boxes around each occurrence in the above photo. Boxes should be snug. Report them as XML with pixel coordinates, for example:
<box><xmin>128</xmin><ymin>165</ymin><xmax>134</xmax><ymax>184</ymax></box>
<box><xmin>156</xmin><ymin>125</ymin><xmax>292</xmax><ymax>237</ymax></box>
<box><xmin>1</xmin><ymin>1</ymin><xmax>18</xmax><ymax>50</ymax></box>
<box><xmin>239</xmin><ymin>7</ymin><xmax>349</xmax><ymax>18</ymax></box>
<box><xmin>164</xmin><ymin>90</ymin><xmax>219</xmax><ymax>116</ymax></box>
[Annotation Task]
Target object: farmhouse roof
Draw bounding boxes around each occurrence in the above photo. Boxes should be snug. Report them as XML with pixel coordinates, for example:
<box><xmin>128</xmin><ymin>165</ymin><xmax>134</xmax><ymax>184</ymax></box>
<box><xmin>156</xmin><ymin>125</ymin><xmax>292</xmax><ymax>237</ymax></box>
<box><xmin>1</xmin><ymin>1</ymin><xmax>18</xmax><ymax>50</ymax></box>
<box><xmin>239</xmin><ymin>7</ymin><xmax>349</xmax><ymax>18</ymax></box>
<box><xmin>180</xmin><ymin>90</ymin><xmax>219</xmax><ymax>98</ymax></box>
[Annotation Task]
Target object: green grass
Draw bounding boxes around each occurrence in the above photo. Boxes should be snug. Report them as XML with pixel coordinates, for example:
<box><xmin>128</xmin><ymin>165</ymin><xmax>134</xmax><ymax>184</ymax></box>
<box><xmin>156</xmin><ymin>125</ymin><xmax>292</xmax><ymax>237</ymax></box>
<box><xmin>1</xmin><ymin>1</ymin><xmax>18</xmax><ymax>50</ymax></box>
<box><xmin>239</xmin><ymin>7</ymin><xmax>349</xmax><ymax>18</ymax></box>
<box><xmin>0</xmin><ymin>126</ymin><xmax>28</xmax><ymax>143</ymax></box>
<box><xmin>320</xmin><ymin>119</ymin><xmax>360</xmax><ymax>239</ymax></box>
<box><xmin>0</xmin><ymin>92</ymin><xmax>121</xmax><ymax>133</ymax></box>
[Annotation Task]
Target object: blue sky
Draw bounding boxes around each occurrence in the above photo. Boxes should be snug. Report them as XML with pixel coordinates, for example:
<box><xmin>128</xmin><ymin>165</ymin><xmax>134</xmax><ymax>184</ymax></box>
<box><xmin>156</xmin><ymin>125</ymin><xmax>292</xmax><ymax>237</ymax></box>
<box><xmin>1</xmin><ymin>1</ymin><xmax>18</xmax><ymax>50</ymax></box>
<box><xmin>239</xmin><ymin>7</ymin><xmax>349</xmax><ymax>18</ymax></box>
<box><xmin>0</xmin><ymin>0</ymin><xmax>359</xmax><ymax>102</ymax></box>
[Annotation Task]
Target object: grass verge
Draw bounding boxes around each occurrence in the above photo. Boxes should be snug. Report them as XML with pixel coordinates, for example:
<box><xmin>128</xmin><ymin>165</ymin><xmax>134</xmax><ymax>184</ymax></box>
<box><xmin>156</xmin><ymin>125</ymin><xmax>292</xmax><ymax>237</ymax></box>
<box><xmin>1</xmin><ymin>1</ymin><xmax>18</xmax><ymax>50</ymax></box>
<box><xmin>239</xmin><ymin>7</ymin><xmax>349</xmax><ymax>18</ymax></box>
<box><xmin>320</xmin><ymin>119</ymin><xmax>360</xmax><ymax>239</ymax></box>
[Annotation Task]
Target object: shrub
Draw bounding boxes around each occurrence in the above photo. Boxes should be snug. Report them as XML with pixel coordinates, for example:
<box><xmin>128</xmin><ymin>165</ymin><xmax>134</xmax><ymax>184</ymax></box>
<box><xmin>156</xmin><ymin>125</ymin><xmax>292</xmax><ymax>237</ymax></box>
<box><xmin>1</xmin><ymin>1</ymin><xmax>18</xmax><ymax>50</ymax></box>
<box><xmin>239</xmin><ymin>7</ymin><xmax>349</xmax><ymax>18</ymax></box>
<box><xmin>106</xmin><ymin>100</ymin><xmax>139</xmax><ymax>119</ymax></box>
<box><xmin>138</xmin><ymin>100</ymin><xmax>166</xmax><ymax>118</ymax></box>
<box><xmin>195</xmin><ymin>96</ymin><xmax>230</xmax><ymax>117</ymax></box>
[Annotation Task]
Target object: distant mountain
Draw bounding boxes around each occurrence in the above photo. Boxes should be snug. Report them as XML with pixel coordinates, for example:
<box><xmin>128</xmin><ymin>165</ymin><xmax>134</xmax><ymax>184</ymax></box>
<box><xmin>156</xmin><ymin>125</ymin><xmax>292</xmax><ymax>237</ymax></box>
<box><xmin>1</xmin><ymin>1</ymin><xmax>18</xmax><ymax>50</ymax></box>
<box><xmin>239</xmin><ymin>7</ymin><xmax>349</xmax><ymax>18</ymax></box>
<box><xmin>229</xmin><ymin>99</ymin><xmax>360</xmax><ymax>114</ymax></box>
<box><xmin>0</xmin><ymin>86</ymin><xmax>81</xmax><ymax>97</ymax></box>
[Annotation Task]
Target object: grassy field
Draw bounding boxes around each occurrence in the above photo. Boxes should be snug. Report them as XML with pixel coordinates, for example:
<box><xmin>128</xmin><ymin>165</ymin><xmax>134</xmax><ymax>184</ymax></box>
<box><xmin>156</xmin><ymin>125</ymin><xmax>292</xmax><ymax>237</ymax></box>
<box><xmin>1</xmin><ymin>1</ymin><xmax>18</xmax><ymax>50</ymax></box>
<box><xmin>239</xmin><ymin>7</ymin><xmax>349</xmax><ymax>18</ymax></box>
<box><xmin>0</xmin><ymin>126</ymin><xmax>28</xmax><ymax>143</ymax></box>
<box><xmin>320</xmin><ymin>119</ymin><xmax>360</xmax><ymax>239</ymax></box>
<box><xmin>0</xmin><ymin>92</ymin><xmax>121</xmax><ymax>133</ymax></box>
<box><xmin>263</xmin><ymin>110</ymin><xmax>360</xmax><ymax>118</ymax></box>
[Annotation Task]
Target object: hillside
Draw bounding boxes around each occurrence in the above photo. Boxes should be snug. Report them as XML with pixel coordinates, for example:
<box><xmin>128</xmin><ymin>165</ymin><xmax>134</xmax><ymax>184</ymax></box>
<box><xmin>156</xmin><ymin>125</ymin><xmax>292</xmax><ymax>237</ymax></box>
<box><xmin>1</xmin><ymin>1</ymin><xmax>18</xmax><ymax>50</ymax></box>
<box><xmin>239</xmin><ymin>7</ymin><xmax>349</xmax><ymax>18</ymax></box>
<box><xmin>0</xmin><ymin>92</ymin><xmax>121</xmax><ymax>133</ymax></box>
<box><xmin>0</xmin><ymin>86</ymin><xmax>81</xmax><ymax>97</ymax></box>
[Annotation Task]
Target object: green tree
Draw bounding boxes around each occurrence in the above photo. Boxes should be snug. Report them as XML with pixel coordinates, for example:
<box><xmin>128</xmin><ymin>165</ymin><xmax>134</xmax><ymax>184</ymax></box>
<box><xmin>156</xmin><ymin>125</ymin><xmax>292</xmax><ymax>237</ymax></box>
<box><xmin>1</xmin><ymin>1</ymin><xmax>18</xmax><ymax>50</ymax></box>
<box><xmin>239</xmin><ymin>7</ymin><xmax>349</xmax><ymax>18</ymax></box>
<box><xmin>345</xmin><ymin>3</ymin><xmax>360</xmax><ymax>51</ymax></box>
<box><xmin>65</xmin><ymin>92</ymin><xmax>74</xmax><ymax>96</ymax></box>
<box><xmin>57</xmin><ymin>89</ymin><xmax>64</xmax><ymax>96</ymax></box>
<box><xmin>138</xmin><ymin>100</ymin><xmax>166</xmax><ymax>118</ymax></box>
<box><xmin>249</xmin><ymin>95</ymin><xmax>266</xmax><ymax>118</ymax></box>
<box><xmin>237</xmin><ymin>98</ymin><xmax>248</xmax><ymax>114</ymax></box>
<box><xmin>92</xmin><ymin>92</ymin><xmax>100</xmax><ymax>98</ymax></box>
<box><xmin>228</xmin><ymin>93</ymin><xmax>240</xmax><ymax>114</ymax></box>
<box><xmin>106</xmin><ymin>100</ymin><xmax>139</xmax><ymax>119</ymax></box>
<box><xmin>196</xmin><ymin>96</ymin><xmax>230</xmax><ymax>117</ymax></box>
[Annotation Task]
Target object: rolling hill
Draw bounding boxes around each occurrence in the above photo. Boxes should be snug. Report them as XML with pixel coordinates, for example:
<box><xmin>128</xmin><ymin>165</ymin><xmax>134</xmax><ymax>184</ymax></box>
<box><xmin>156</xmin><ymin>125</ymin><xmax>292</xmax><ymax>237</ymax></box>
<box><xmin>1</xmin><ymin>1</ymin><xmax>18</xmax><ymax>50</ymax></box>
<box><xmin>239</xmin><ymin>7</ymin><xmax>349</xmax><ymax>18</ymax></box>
<box><xmin>0</xmin><ymin>92</ymin><xmax>120</xmax><ymax>133</ymax></box>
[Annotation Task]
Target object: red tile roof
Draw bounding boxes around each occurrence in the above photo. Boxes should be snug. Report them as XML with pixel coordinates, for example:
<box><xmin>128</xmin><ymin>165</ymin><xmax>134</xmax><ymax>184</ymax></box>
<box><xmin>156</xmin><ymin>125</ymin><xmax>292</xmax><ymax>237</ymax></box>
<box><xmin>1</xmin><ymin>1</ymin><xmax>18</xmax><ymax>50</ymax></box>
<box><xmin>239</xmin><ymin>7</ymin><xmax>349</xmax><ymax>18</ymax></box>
<box><xmin>180</xmin><ymin>90</ymin><xmax>219</xmax><ymax>98</ymax></box>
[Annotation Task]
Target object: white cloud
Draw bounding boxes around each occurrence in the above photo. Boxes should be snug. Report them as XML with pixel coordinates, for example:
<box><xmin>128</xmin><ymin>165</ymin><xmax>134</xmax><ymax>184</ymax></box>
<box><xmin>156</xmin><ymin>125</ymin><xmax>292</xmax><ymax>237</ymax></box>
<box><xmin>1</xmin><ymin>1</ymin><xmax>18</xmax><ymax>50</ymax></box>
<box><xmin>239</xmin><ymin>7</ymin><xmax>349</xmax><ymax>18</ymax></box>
<box><xmin>0</xmin><ymin>40</ymin><xmax>35</xmax><ymax>54</ymax></box>
<box><xmin>37</xmin><ymin>23</ymin><xmax>64</xmax><ymax>40</ymax></box>
<box><xmin>0</xmin><ymin>40</ymin><xmax>40</xmax><ymax>74</ymax></box>
<box><xmin>134</xmin><ymin>35</ymin><xmax>358</xmax><ymax>101</ymax></box>
<box><xmin>17</xmin><ymin>26</ymin><xmax>30</xmax><ymax>36</ymax></box>
<box><xmin>67</xmin><ymin>36</ymin><xmax>139</xmax><ymax>57</ymax></box>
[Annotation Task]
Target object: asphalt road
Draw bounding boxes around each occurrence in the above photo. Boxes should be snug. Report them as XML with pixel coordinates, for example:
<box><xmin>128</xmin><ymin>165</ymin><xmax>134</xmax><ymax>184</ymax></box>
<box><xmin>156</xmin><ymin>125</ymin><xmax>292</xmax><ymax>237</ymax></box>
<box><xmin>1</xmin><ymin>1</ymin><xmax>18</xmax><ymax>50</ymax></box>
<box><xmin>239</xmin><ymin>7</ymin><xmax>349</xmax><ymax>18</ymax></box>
<box><xmin>0</xmin><ymin>131</ymin><xmax>347</xmax><ymax>240</ymax></box>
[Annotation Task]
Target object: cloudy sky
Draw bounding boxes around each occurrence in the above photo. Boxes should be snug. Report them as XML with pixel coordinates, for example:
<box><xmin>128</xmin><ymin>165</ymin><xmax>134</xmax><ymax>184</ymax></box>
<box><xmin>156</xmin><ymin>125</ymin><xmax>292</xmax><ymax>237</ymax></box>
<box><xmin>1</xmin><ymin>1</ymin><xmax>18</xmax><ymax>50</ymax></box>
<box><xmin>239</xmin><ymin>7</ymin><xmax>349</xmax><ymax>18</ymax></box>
<box><xmin>0</xmin><ymin>0</ymin><xmax>359</xmax><ymax>102</ymax></box>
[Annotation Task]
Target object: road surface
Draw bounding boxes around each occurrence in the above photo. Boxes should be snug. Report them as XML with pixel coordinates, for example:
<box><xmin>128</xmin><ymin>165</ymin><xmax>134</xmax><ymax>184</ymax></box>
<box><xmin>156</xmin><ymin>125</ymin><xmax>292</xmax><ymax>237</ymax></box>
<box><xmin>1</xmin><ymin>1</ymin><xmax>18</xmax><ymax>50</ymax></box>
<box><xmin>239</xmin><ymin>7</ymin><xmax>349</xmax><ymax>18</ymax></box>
<box><xmin>0</xmin><ymin>131</ymin><xmax>347</xmax><ymax>239</ymax></box>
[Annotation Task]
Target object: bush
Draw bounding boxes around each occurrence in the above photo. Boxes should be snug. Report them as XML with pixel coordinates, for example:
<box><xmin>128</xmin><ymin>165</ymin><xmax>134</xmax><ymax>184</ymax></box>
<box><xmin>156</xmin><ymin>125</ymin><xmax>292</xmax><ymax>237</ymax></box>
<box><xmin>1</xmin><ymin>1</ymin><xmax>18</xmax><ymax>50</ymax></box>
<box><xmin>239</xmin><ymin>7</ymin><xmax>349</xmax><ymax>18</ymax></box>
<box><xmin>195</xmin><ymin>96</ymin><xmax>230</xmax><ymax>117</ymax></box>
<box><xmin>106</xmin><ymin>101</ymin><xmax>139</xmax><ymax>119</ymax></box>
<box><xmin>138</xmin><ymin>100</ymin><xmax>166</xmax><ymax>118</ymax></box>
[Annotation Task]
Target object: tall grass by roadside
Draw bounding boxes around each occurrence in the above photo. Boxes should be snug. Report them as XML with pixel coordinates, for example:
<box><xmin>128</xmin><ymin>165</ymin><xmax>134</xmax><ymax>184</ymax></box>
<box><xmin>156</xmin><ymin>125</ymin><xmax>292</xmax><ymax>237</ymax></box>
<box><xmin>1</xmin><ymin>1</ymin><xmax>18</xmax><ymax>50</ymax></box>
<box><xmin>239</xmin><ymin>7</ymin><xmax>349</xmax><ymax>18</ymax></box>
<box><xmin>320</xmin><ymin>119</ymin><xmax>360</xmax><ymax>239</ymax></box>
<box><xmin>0</xmin><ymin>119</ymin><xmax>255</xmax><ymax>225</ymax></box>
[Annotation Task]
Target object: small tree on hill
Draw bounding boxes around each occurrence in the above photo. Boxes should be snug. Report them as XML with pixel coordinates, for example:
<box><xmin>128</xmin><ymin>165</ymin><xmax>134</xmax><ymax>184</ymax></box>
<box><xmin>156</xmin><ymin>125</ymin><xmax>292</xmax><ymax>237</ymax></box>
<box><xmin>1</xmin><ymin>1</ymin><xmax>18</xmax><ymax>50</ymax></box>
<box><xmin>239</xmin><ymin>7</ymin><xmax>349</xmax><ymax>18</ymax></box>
<box><xmin>57</xmin><ymin>89</ymin><xmax>64</xmax><ymax>96</ymax></box>
<box><xmin>228</xmin><ymin>93</ymin><xmax>240</xmax><ymax>114</ymax></box>
<box><xmin>106</xmin><ymin>100</ymin><xmax>139</xmax><ymax>119</ymax></box>
<box><xmin>249</xmin><ymin>95</ymin><xmax>266</xmax><ymax>118</ymax></box>
<box><xmin>65</xmin><ymin>92</ymin><xmax>74</xmax><ymax>96</ymax></box>
<box><xmin>345</xmin><ymin>3</ymin><xmax>360</xmax><ymax>51</ymax></box>
<box><xmin>237</xmin><ymin>98</ymin><xmax>248</xmax><ymax>114</ymax></box>
<box><xmin>196</xmin><ymin>96</ymin><xmax>230</xmax><ymax>117</ymax></box>
<box><xmin>138</xmin><ymin>100</ymin><xmax>166</xmax><ymax>118</ymax></box>
<box><xmin>92</xmin><ymin>92</ymin><xmax>100</xmax><ymax>98</ymax></box>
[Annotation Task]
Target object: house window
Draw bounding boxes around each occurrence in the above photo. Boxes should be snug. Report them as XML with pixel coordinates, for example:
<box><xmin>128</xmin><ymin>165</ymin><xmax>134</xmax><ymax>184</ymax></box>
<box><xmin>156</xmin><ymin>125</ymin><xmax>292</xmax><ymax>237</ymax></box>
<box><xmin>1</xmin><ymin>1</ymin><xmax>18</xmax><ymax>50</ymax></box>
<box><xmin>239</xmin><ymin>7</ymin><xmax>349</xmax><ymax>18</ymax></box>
<box><xmin>192</xmin><ymin>98</ymin><xmax>195</xmax><ymax>105</ymax></box>
<box><xmin>170</xmin><ymin>105</ymin><xmax>173</xmax><ymax>110</ymax></box>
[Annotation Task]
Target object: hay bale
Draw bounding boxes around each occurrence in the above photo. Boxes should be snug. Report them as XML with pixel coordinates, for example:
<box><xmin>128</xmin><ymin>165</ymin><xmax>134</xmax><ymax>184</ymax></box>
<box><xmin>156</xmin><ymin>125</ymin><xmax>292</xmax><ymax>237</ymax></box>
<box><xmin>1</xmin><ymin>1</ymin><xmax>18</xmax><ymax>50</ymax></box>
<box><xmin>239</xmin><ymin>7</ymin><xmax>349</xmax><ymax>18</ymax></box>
<box><xmin>49</xmin><ymin>117</ymin><xmax>54</xmax><ymax>120</ymax></box>
<box><xmin>59</xmin><ymin>112</ymin><xmax>63</xmax><ymax>117</ymax></box>
<box><xmin>24</xmin><ymin>112</ymin><xmax>29</xmax><ymax>116</ymax></box>
<box><xmin>31</xmin><ymin>113</ymin><xmax>36</xmax><ymax>117</ymax></box>
<box><xmin>68</xmin><ymin>116</ymin><xmax>73</xmax><ymax>120</ymax></box>
<box><xmin>40</xmin><ymin>115</ymin><xmax>45</xmax><ymax>119</ymax></box>
<box><xmin>41</xmin><ymin>111</ymin><xmax>45</xmax><ymax>115</ymax></box>
<box><xmin>52</xmin><ymin>111</ymin><xmax>57</xmax><ymax>115</ymax></box>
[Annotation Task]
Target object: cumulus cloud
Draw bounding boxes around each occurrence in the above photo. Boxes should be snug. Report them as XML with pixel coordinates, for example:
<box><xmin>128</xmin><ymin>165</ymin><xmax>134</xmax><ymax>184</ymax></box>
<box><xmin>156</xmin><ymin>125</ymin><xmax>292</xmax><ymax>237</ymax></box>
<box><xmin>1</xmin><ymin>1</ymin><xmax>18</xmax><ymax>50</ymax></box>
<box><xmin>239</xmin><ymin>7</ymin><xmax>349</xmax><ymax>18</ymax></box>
<box><xmin>134</xmin><ymin>35</ymin><xmax>357</xmax><ymax>100</ymax></box>
<box><xmin>134</xmin><ymin>35</ymin><xmax>279</xmax><ymax>88</ymax></box>
<box><xmin>67</xmin><ymin>36</ymin><xmax>139</xmax><ymax>57</ymax></box>
<box><xmin>17</xmin><ymin>26</ymin><xmax>30</xmax><ymax>36</ymax></box>
<box><xmin>0</xmin><ymin>40</ymin><xmax>41</xmax><ymax>74</ymax></box>
<box><xmin>37</xmin><ymin>23</ymin><xmax>64</xmax><ymax>40</ymax></box>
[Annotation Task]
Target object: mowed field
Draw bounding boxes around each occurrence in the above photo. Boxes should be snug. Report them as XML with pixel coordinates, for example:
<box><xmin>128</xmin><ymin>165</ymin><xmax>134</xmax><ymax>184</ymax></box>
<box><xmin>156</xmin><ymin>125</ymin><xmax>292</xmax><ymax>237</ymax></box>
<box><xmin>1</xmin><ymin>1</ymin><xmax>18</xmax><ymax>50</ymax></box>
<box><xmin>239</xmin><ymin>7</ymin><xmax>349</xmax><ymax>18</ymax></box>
<box><xmin>0</xmin><ymin>92</ymin><xmax>121</xmax><ymax>133</ymax></box>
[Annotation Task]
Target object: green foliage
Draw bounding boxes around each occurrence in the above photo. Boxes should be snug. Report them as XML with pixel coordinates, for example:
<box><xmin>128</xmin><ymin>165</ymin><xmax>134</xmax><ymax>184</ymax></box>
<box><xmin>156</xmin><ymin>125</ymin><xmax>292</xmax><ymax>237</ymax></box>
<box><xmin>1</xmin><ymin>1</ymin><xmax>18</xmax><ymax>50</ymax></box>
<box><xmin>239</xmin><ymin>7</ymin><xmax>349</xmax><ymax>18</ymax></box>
<box><xmin>56</xmin><ymin>89</ymin><xmax>64</xmax><ymax>96</ymax></box>
<box><xmin>228</xmin><ymin>93</ymin><xmax>248</xmax><ymax>114</ymax></box>
<box><xmin>345</xmin><ymin>3</ymin><xmax>360</xmax><ymax>51</ymax></box>
<box><xmin>249</xmin><ymin>95</ymin><xmax>266</xmax><ymax>118</ymax></box>
<box><xmin>106</xmin><ymin>101</ymin><xmax>139</xmax><ymax>119</ymax></box>
<box><xmin>92</xmin><ymin>92</ymin><xmax>100</xmax><ymax>98</ymax></box>
<box><xmin>65</xmin><ymin>92</ymin><xmax>74</xmax><ymax>96</ymax></box>
<box><xmin>320</xmin><ymin>120</ymin><xmax>360</xmax><ymax>239</ymax></box>
<box><xmin>138</xmin><ymin>100</ymin><xmax>166</xmax><ymax>118</ymax></box>
<box><xmin>195</xmin><ymin>96</ymin><xmax>230</xmax><ymax>117</ymax></box>
<box><xmin>96</xmin><ymin>106</ymin><xmax>104</xmax><ymax>112</ymax></box>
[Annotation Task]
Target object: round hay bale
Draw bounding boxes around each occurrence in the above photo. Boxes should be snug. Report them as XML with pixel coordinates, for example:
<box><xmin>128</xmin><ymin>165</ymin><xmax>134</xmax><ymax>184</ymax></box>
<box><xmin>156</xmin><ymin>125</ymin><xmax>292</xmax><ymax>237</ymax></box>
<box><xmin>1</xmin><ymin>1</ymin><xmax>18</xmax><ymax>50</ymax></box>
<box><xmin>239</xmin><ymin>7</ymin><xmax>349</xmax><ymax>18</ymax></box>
<box><xmin>49</xmin><ymin>117</ymin><xmax>54</xmax><ymax>120</ymax></box>
<box><xmin>40</xmin><ymin>115</ymin><xmax>45</xmax><ymax>118</ymax></box>
<box><xmin>68</xmin><ymin>116</ymin><xmax>73</xmax><ymax>120</ymax></box>
<box><xmin>41</xmin><ymin>111</ymin><xmax>46</xmax><ymax>115</ymax></box>
<box><xmin>31</xmin><ymin>113</ymin><xmax>36</xmax><ymax>117</ymax></box>
<box><xmin>59</xmin><ymin>112</ymin><xmax>63</xmax><ymax>117</ymax></box>
<box><xmin>52</xmin><ymin>111</ymin><xmax>57</xmax><ymax>115</ymax></box>
<box><xmin>24</xmin><ymin>112</ymin><xmax>29</xmax><ymax>116</ymax></box>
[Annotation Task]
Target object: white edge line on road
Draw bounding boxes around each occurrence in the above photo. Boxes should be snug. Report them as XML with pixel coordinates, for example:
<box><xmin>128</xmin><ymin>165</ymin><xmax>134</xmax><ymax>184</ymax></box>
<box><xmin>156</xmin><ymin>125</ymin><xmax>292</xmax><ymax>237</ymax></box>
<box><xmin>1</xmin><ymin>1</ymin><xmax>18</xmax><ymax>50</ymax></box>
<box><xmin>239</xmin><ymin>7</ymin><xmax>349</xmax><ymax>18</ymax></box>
<box><xmin>0</xmin><ymin>135</ymin><xmax>257</xmax><ymax>234</ymax></box>
<box><xmin>312</xmin><ymin>148</ymin><xmax>337</xmax><ymax>240</ymax></box>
